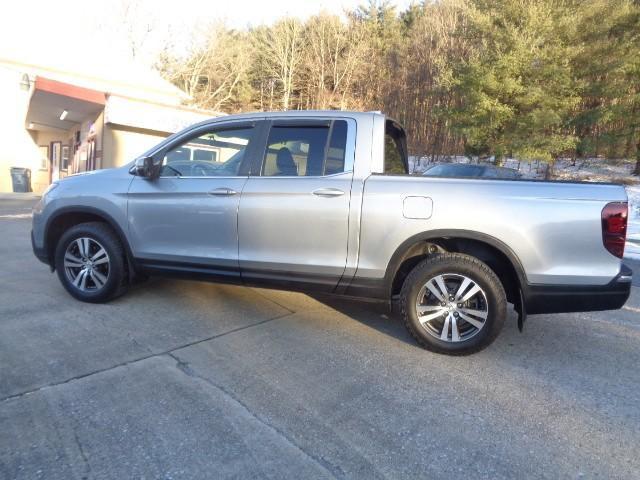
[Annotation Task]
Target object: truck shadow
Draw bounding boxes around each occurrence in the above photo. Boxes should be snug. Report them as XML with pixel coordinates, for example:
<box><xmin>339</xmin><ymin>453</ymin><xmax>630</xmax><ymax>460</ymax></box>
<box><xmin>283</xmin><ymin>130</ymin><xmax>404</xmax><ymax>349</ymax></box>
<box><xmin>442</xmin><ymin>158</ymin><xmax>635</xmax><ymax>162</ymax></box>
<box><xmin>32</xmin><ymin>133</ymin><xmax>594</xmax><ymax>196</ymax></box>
<box><xmin>308</xmin><ymin>294</ymin><xmax>426</xmax><ymax>347</ymax></box>
<box><xmin>308</xmin><ymin>293</ymin><xmax>523</xmax><ymax>351</ymax></box>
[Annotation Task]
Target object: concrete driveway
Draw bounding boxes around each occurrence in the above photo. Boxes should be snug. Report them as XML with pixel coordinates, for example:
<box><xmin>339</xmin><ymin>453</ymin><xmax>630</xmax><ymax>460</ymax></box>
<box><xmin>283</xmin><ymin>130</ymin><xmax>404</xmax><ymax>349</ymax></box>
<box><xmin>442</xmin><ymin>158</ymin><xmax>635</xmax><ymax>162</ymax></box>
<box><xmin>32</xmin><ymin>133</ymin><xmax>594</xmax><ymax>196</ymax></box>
<box><xmin>1</xmin><ymin>194</ymin><xmax>639</xmax><ymax>479</ymax></box>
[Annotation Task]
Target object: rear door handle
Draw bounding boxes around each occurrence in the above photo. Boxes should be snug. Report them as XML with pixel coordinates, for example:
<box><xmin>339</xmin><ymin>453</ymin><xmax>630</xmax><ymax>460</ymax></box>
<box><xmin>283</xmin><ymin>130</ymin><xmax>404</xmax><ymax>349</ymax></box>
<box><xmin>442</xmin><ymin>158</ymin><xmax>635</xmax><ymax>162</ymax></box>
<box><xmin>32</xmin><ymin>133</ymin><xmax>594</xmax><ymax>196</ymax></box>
<box><xmin>208</xmin><ymin>187</ymin><xmax>237</xmax><ymax>196</ymax></box>
<box><xmin>312</xmin><ymin>188</ymin><xmax>345</xmax><ymax>197</ymax></box>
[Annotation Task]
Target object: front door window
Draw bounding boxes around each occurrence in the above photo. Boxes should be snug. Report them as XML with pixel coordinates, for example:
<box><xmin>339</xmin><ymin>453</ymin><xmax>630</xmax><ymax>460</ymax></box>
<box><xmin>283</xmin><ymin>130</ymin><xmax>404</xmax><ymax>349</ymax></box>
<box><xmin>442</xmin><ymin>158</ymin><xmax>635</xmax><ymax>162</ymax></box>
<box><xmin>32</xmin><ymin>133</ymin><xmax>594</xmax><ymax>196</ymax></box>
<box><xmin>161</xmin><ymin>127</ymin><xmax>255</xmax><ymax>177</ymax></box>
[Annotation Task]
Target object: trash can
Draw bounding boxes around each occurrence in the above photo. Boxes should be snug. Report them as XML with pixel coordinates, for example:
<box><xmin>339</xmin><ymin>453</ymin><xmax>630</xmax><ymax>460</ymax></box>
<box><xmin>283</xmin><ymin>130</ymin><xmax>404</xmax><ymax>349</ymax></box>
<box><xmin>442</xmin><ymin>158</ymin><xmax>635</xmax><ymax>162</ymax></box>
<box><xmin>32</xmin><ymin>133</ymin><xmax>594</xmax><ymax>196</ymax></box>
<box><xmin>10</xmin><ymin>167</ymin><xmax>31</xmax><ymax>193</ymax></box>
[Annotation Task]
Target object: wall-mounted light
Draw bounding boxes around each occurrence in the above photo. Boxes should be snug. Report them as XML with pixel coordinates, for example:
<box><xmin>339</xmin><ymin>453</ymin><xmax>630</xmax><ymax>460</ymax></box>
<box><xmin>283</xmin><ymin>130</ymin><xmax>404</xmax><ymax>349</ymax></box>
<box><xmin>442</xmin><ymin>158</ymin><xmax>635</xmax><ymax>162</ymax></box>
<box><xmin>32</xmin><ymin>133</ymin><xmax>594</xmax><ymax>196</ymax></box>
<box><xmin>59</xmin><ymin>110</ymin><xmax>68</xmax><ymax>121</ymax></box>
<box><xmin>20</xmin><ymin>73</ymin><xmax>31</xmax><ymax>91</ymax></box>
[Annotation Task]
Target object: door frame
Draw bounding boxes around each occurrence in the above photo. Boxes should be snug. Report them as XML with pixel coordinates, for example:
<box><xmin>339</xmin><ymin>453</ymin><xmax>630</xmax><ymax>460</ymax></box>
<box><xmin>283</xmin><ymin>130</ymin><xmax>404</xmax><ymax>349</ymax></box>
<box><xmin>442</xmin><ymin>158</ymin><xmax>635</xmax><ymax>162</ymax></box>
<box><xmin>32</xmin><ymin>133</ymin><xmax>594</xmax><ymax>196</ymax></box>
<box><xmin>126</xmin><ymin>119</ymin><xmax>269</xmax><ymax>277</ymax></box>
<box><xmin>49</xmin><ymin>141</ymin><xmax>61</xmax><ymax>183</ymax></box>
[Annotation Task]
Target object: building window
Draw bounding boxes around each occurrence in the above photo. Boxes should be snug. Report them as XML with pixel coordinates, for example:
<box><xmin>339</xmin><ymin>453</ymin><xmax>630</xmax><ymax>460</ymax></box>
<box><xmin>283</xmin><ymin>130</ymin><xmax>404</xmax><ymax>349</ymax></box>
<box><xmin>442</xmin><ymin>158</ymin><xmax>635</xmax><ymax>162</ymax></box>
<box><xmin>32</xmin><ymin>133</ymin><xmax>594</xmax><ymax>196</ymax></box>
<box><xmin>61</xmin><ymin>146</ymin><xmax>70</xmax><ymax>171</ymax></box>
<box><xmin>38</xmin><ymin>146</ymin><xmax>49</xmax><ymax>170</ymax></box>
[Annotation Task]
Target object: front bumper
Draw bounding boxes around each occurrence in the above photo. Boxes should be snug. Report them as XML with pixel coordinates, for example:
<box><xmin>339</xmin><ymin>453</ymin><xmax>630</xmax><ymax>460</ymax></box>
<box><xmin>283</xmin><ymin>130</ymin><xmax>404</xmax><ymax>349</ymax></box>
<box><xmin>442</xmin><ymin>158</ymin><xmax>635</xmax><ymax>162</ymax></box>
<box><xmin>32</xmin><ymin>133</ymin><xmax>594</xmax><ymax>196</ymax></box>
<box><xmin>31</xmin><ymin>229</ymin><xmax>49</xmax><ymax>266</ymax></box>
<box><xmin>524</xmin><ymin>264</ymin><xmax>632</xmax><ymax>314</ymax></box>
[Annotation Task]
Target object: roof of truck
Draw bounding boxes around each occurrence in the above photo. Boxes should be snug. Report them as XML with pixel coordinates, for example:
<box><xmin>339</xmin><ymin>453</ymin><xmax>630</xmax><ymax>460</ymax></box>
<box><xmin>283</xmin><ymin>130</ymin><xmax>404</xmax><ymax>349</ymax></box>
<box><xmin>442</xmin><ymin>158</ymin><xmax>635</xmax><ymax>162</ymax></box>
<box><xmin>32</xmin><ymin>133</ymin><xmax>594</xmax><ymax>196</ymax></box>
<box><xmin>199</xmin><ymin>110</ymin><xmax>382</xmax><ymax>124</ymax></box>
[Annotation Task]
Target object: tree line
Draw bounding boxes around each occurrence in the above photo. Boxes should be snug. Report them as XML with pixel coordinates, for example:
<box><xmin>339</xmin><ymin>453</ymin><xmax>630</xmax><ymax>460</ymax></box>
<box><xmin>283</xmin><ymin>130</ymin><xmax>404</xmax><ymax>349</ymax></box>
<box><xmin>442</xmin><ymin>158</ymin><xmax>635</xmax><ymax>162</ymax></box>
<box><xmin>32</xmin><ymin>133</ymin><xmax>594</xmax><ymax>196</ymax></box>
<box><xmin>157</xmin><ymin>0</ymin><xmax>640</xmax><ymax>173</ymax></box>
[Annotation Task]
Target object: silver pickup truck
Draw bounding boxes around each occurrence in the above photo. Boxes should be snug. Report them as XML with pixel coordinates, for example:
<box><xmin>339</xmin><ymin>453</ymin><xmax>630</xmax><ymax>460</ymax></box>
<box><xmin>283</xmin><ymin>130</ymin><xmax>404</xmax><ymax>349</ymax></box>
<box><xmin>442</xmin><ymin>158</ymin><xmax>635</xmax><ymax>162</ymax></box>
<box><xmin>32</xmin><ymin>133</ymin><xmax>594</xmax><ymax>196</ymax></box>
<box><xmin>31</xmin><ymin>111</ymin><xmax>632</xmax><ymax>354</ymax></box>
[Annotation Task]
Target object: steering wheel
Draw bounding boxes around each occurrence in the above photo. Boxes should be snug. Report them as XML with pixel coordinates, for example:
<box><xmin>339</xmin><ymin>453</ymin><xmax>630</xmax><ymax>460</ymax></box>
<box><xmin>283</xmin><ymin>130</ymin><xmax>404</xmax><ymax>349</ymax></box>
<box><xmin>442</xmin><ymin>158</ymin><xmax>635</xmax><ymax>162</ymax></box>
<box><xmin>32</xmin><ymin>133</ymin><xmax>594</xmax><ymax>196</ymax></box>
<box><xmin>192</xmin><ymin>163</ymin><xmax>210</xmax><ymax>176</ymax></box>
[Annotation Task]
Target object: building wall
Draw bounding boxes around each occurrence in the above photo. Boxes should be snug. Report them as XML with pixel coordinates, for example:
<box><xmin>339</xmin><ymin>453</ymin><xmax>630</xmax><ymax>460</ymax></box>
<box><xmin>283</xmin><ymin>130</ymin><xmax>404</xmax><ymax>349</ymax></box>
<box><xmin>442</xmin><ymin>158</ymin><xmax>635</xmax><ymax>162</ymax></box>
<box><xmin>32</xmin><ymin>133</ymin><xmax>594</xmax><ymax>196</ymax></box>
<box><xmin>0</xmin><ymin>66</ymin><xmax>42</xmax><ymax>192</ymax></box>
<box><xmin>0</xmin><ymin>62</ymin><xmax>214</xmax><ymax>193</ymax></box>
<box><xmin>32</xmin><ymin>130</ymin><xmax>69</xmax><ymax>192</ymax></box>
<box><xmin>0</xmin><ymin>64</ymin><xmax>100</xmax><ymax>194</ymax></box>
<box><xmin>103</xmin><ymin>124</ymin><xmax>169</xmax><ymax>169</ymax></box>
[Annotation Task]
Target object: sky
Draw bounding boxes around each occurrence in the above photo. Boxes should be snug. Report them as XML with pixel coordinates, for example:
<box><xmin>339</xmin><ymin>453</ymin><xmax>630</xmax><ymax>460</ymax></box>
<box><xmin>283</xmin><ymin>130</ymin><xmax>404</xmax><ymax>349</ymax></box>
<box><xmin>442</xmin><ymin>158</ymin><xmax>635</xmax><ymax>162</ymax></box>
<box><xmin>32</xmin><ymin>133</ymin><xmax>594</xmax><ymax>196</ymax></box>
<box><xmin>0</xmin><ymin>0</ymin><xmax>414</xmax><ymax>69</ymax></box>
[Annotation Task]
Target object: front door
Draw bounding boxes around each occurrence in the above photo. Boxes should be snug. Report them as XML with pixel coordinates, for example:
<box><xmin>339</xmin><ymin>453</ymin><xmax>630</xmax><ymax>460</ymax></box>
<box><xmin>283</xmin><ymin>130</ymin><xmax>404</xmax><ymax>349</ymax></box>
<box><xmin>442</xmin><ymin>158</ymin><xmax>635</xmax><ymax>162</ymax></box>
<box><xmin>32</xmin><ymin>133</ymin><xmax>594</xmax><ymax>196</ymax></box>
<box><xmin>127</xmin><ymin>122</ymin><xmax>260</xmax><ymax>279</ymax></box>
<box><xmin>238</xmin><ymin>118</ymin><xmax>355</xmax><ymax>291</ymax></box>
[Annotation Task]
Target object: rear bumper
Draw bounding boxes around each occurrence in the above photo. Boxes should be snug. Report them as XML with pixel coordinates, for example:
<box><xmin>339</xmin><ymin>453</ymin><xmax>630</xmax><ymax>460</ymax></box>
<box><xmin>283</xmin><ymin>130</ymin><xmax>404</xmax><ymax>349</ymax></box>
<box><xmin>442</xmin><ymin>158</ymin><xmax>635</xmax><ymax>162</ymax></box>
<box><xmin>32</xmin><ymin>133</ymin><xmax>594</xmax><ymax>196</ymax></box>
<box><xmin>524</xmin><ymin>264</ymin><xmax>632</xmax><ymax>314</ymax></box>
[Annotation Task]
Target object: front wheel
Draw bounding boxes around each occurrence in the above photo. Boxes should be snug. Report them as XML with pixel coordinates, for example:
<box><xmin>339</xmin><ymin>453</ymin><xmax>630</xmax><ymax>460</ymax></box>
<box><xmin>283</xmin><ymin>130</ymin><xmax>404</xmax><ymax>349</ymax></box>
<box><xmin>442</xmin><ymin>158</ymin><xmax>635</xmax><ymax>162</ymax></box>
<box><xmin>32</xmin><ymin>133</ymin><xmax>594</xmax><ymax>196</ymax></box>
<box><xmin>54</xmin><ymin>222</ymin><xmax>128</xmax><ymax>303</ymax></box>
<box><xmin>400</xmin><ymin>253</ymin><xmax>507</xmax><ymax>355</ymax></box>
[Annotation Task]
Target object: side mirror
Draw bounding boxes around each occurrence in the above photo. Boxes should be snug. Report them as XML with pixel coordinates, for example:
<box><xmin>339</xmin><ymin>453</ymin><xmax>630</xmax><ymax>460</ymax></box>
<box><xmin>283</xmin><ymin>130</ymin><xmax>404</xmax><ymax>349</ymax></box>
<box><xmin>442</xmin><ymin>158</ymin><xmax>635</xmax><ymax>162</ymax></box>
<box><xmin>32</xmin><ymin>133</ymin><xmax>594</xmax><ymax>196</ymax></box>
<box><xmin>134</xmin><ymin>156</ymin><xmax>160</xmax><ymax>179</ymax></box>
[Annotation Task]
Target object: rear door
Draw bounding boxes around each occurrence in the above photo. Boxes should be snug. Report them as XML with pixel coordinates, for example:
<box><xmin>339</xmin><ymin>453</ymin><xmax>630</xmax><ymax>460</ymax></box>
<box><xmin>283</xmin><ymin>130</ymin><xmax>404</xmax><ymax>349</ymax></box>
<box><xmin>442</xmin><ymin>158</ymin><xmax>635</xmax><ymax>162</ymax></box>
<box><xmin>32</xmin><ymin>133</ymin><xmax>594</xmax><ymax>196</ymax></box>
<box><xmin>127</xmin><ymin>121</ymin><xmax>261</xmax><ymax>278</ymax></box>
<box><xmin>238</xmin><ymin>118</ymin><xmax>356</xmax><ymax>291</ymax></box>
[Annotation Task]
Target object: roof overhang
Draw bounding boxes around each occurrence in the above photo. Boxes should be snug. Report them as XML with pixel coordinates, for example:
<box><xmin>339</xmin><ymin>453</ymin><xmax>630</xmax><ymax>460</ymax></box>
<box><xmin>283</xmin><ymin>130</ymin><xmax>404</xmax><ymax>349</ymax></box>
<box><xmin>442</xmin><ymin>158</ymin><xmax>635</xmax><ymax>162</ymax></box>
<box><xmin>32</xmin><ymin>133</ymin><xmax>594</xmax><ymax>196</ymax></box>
<box><xmin>26</xmin><ymin>77</ymin><xmax>105</xmax><ymax>132</ymax></box>
<box><xmin>104</xmin><ymin>95</ymin><xmax>218</xmax><ymax>135</ymax></box>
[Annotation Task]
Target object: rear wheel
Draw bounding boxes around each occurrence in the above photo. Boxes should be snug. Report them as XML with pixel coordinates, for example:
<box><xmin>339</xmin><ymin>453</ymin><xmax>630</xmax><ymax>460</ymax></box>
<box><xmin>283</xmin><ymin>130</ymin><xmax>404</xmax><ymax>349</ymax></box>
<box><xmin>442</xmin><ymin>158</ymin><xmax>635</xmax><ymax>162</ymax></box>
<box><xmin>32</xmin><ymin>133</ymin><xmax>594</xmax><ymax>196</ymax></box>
<box><xmin>400</xmin><ymin>253</ymin><xmax>506</xmax><ymax>355</ymax></box>
<box><xmin>54</xmin><ymin>222</ymin><xmax>128</xmax><ymax>303</ymax></box>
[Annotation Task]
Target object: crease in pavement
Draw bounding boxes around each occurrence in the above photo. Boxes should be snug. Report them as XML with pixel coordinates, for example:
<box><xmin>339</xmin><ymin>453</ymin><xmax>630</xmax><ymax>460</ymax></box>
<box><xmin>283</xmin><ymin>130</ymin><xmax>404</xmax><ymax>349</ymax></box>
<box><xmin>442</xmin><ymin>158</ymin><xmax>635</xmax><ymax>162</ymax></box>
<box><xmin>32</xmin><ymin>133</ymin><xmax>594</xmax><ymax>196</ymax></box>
<box><xmin>72</xmin><ymin>429</ymin><xmax>92</xmax><ymax>480</ymax></box>
<box><xmin>166</xmin><ymin>351</ymin><xmax>342</xmax><ymax>480</ymax></box>
<box><xmin>0</xmin><ymin>311</ymin><xmax>295</xmax><ymax>404</ymax></box>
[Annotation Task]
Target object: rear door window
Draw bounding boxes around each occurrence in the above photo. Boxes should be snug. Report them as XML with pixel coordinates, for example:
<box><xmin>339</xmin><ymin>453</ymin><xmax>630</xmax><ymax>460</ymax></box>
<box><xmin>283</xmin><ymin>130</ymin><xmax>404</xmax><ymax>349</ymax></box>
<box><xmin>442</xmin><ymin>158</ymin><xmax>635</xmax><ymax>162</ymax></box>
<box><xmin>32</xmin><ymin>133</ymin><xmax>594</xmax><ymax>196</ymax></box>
<box><xmin>325</xmin><ymin>120</ymin><xmax>348</xmax><ymax>175</ymax></box>
<box><xmin>261</xmin><ymin>120</ymin><xmax>349</xmax><ymax>177</ymax></box>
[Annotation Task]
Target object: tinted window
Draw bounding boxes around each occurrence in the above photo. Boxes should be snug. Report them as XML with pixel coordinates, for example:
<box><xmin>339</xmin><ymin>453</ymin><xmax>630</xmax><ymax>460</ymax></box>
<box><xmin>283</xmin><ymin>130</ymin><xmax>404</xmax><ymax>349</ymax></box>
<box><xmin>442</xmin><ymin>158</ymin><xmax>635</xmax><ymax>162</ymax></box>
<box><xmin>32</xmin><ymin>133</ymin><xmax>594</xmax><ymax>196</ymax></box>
<box><xmin>384</xmin><ymin>120</ymin><xmax>408</xmax><ymax>174</ymax></box>
<box><xmin>424</xmin><ymin>164</ymin><xmax>485</xmax><ymax>177</ymax></box>
<box><xmin>481</xmin><ymin>166</ymin><xmax>520</xmax><ymax>179</ymax></box>
<box><xmin>161</xmin><ymin>127</ymin><xmax>253</xmax><ymax>177</ymax></box>
<box><xmin>384</xmin><ymin>134</ymin><xmax>406</xmax><ymax>174</ymax></box>
<box><xmin>495</xmin><ymin>167</ymin><xmax>520</xmax><ymax>179</ymax></box>
<box><xmin>262</xmin><ymin>121</ymin><xmax>349</xmax><ymax>177</ymax></box>
<box><xmin>325</xmin><ymin>120</ymin><xmax>348</xmax><ymax>175</ymax></box>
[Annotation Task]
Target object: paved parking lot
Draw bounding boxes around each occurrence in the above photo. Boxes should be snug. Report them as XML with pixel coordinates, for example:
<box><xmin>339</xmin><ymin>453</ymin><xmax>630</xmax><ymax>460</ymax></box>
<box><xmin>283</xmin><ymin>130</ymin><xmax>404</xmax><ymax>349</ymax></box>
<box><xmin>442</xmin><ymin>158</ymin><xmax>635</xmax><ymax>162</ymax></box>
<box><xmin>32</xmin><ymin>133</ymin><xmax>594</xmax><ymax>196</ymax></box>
<box><xmin>1</xmin><ymin>194</ymin><xmax>639</xmax><ymax>479</ymax></box>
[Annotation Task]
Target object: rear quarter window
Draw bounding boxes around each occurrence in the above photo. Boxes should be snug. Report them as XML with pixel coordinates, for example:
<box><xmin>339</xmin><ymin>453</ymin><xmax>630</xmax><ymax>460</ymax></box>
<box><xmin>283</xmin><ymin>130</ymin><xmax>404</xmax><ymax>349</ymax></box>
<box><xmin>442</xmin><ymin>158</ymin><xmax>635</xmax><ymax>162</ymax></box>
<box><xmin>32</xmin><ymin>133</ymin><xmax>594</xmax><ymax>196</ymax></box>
<box><xmin>384</xmin><ymin>134</ymin><xmax>407</xmax><ymax>174</ymax></box>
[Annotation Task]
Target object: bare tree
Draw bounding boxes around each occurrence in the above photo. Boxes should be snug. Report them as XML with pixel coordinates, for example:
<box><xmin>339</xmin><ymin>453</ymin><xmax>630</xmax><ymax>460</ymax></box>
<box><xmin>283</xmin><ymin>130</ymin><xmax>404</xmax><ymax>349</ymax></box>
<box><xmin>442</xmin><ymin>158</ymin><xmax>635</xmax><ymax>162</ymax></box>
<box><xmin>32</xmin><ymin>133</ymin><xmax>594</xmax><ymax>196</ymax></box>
<box><xmin>301</xmin><ymin>14</ymin><xmax>370</xmax><ymax>110</ymax></box>
<box><xmin>253</xmin><ymin>18</ymin><xmax>304</xmax><ymax>110</ymax></box>
<box><xmin>120</xmin><ymin>0</ymin><xmax>155</xmax><ymax>59</ymax></box>
<box><xmin>157</xmin><ymin>24</ymin><xmax>252</xmax><ymax>111</ymax></box>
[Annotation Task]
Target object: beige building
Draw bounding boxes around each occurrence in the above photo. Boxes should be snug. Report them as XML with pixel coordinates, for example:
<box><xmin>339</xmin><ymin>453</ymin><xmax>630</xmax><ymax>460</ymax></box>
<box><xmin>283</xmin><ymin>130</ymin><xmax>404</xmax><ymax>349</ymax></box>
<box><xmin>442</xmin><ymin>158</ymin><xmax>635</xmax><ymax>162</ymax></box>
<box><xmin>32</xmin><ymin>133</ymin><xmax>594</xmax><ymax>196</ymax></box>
<box><xmin>0</xmin><ymin>58</ymin><xmax>220</xmax><ymax>193</ymax></box>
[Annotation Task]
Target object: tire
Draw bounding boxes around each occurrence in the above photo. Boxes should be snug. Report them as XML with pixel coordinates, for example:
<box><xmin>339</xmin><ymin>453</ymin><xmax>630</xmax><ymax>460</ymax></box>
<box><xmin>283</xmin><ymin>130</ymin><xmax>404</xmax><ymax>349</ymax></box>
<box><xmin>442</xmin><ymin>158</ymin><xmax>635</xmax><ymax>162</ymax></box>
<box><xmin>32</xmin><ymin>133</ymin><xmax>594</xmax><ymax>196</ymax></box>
<box><xmin>54</xmin><ymin>222</ymin><xmax>128</xmax><ymax>303</ymax></box>
<box><xmin>400</xmin><ymin>253</ymin><xmax>506</xmax><ymax>355</ymax></box>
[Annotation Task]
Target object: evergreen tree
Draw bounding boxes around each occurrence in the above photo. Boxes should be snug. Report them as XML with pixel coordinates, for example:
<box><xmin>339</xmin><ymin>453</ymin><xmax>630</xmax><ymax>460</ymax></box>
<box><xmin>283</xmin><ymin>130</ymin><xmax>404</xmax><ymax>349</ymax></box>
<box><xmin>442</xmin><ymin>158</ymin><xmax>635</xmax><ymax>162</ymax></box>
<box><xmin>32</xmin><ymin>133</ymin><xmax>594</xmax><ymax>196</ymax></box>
<box><xmin>572</xmin><ymin>0</ymin><xmax>640</xmax><ymax>170</ymax></box>
<box><xmin>155</xmin><ymin>0</ymin><xmax>640</xmax><ymax>173</ymax></box>
<box><xmin>446</xmin><ymin>0</ymin><xmax>579</xmax><ymax>163</ymax></box>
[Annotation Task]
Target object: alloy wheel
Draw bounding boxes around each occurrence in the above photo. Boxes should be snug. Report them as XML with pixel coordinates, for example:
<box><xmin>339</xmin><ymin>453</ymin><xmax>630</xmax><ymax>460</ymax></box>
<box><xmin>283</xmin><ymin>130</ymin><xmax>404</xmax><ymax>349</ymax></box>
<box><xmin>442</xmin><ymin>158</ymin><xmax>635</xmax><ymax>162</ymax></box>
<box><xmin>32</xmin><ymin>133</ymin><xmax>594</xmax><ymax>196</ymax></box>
<box><xmin>415</xmin><ymin>273</ymin><xmax>489</xmax><ymax>342</ymax></box>
<box><xmin>63</xmin><ymin>237</ymin><xmax>110</xmax><ymax>292</ymax></box>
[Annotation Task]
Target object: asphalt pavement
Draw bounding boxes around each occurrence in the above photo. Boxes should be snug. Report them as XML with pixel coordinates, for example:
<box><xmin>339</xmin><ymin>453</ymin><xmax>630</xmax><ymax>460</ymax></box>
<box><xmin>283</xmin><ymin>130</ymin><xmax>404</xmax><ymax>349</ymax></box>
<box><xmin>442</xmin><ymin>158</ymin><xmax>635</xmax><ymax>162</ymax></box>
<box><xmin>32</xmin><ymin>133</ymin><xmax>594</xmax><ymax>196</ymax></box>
<box><xmin>1</xmin><ymin>194</ymin><xmax>639</xmax><ymax>479</ymax></box>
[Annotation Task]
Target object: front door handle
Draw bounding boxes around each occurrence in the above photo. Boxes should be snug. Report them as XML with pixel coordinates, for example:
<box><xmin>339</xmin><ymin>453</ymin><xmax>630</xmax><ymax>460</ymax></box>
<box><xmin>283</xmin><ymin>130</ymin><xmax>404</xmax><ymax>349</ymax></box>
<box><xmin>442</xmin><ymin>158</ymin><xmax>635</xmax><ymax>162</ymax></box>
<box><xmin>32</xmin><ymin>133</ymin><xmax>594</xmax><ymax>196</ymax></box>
<box><xmin>208</xmin><ymin>187</ymin><xmax>237</xmax><ymax>196</ymax></box>
<box><xmin>312</xmin><ymin>188</ymin><xmax>345</xmax><ymax>197</ymax></box>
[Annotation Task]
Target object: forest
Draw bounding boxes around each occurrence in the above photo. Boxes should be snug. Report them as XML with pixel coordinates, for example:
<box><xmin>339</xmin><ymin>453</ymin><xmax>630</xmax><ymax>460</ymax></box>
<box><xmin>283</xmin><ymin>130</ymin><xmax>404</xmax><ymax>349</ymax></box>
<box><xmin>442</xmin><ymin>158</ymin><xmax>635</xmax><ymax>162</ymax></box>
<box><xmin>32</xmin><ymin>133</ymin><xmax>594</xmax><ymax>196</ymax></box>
<box><xmin>157</xmin><ymin>0</ymin><xmax>640</xmax><ymax>172</ymax></box>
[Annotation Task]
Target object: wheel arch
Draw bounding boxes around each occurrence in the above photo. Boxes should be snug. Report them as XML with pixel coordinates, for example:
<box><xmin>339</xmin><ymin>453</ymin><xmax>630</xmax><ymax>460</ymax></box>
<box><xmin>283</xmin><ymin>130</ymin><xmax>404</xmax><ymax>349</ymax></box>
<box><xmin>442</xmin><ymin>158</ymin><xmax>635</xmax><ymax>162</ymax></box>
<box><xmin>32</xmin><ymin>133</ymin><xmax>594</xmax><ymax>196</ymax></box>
<box><xmin>386</xmin><ymin>230</ymin><xmax>528</xmax><ymax>307</ymax></box>
<box><xmin>44</xmin><ymin>206</ymin><xmax>134</xmax><ymax>271</ymax></box>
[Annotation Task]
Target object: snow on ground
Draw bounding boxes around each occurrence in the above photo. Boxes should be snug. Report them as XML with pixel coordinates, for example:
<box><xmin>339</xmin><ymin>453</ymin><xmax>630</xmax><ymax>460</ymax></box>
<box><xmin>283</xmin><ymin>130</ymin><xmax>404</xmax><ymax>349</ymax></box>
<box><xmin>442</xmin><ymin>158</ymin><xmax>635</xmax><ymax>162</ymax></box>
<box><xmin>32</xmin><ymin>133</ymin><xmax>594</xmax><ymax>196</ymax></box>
<box><xmin>409</xmin><ymin>155</ymin><xmax>640</xmax><ymax>259</ymax></box>
<box><xmin>549</xmin><ymin>158</ymin><xmax>637</xmax><ymax>184</ymax></box>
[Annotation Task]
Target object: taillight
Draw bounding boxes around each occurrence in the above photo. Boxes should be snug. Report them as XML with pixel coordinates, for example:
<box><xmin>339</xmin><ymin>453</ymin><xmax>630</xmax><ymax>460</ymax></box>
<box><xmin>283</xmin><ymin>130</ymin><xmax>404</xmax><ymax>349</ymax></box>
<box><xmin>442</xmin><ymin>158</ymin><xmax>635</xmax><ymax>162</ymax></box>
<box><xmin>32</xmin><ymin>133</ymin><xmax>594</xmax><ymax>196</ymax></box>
<box><xmin>601</xmin><ymin>202</ymin><xmax>628</xmax><ymax>258</ymax></box>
